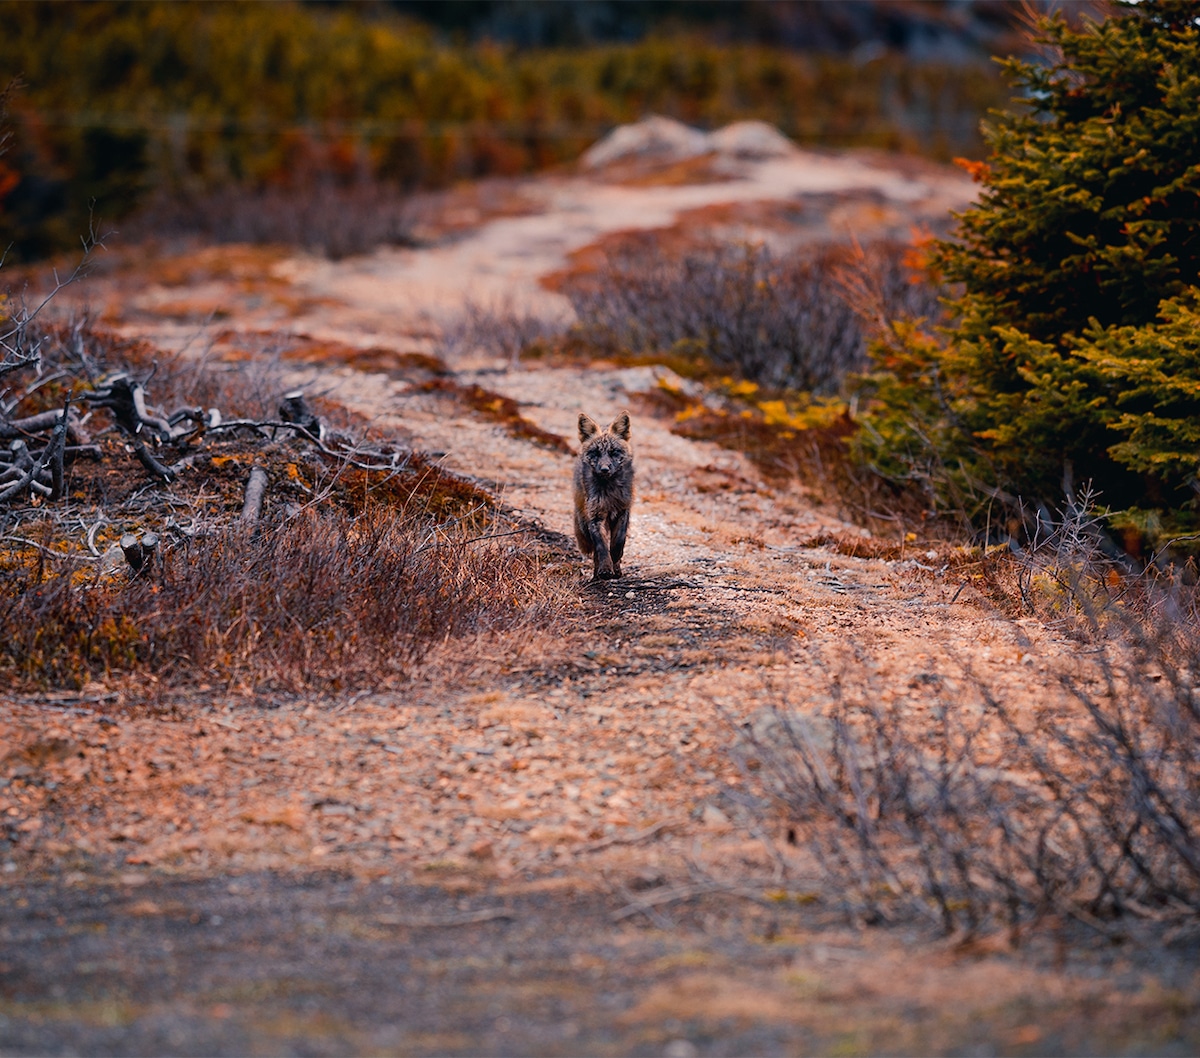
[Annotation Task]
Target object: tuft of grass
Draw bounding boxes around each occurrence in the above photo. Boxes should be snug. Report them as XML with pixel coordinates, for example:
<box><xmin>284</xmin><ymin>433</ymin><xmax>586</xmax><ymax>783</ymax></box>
<box><xmin>440</xmin><ymin>298</ymin><xmax>569</xmax><ymax>367</ymax></box>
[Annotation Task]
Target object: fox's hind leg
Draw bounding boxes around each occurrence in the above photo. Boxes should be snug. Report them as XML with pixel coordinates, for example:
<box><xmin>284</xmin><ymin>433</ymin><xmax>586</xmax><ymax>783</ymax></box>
<box><xmin>608</xmin><ymin>508</ymin><xmax>629</xmax><ymax>577</ymax></box>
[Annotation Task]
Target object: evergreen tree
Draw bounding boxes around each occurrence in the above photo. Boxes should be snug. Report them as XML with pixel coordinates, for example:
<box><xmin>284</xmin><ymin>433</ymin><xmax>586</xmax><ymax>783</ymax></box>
<box><xmin>861</xmin><ymin>0</ymin><xmax>1200</xmax><ymax>539</ymax></box>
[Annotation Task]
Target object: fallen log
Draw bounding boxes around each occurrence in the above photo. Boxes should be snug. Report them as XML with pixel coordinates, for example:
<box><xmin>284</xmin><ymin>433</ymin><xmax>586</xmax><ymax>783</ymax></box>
<box><xmin>239</xmin><ymin>466</ymin><xmax>269</xmax><ymax>529</ymax></box>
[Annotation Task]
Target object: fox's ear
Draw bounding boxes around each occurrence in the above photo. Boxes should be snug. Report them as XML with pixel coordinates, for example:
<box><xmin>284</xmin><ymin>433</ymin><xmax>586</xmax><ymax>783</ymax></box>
<box><xmin>578</xmin><ymin>413</ymin><xmax>599</xmax><ymax>442</ymax></box>
<box><xmin>609</xmin><ymin>411</ymin><xmax>631</xmax><ymax>440</ymax></box>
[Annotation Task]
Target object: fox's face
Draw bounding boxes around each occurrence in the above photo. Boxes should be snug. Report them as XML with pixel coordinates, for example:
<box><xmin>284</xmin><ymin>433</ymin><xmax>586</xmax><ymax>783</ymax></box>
<box><xmin>578</xmin><ymin>411</ymin><xmax>632</xmax><ymax>479</ymax></box>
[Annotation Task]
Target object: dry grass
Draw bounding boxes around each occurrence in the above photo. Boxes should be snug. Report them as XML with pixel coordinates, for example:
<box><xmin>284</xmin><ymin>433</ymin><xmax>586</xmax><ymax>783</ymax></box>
<box><xmin>2</xmin><ymin>507</ymin><xmax>561</xmax><ymax>692</ymax></box>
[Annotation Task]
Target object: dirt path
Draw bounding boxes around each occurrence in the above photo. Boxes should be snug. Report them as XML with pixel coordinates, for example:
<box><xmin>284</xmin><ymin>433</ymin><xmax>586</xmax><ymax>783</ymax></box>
<box><xmin>5</xmin><ymin>152</ymin><xmax>1199</xmax><ymax>1054</ymax></box>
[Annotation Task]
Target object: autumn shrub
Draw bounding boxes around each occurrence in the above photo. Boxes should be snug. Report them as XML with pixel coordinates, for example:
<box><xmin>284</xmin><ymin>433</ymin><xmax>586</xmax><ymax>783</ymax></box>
<box><xmin>856</xmin><ymin>0</ymin><xmax>1200</xmax><ymax>545</ymax></box>
<box><xmin>564</xmin><ymin>239</ymin><xmax>940</xmax><ymax>394</ymax></box>
<box><xmin>440</xmin><ymin>297</ymin><xmax>570</xmax><ymax>366</ymax></box>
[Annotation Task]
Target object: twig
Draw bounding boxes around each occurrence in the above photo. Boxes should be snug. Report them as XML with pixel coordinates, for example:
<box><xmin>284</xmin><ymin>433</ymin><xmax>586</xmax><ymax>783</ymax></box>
<box><xmin>581</xmin><ymin>818</ymin><xmax>684</xmax><ymax>854</ymax></box>
<box><xmin>375</xmin><ymin>907</ymin><xmax>513</xmax><ymax>928</ymax></box>
<box><xmin>130</xmin><ymin>436</ymin><xmax>176</xmax><ymax>482</ymax></box>
<box><xmin>85</xmin><ymin>517</ymin><xmax>105</xmax><ymax>557</ymax></box>
<box><xmin>610</xmin><ymin>881</ymin><xmax>770</xmax><ymax>922</ymax></box>
<box><xmin>1</xmin><ymin>534</ymin><xmax>97</xmax><ymax>560</ymax></box>
<box><xmin>0</xmin><ymin>395</ymin><xmax>71</xmax><ymax>502</ymax></box>
<box><xmin>208</xmin><ymin>418</ymin><xmax>409</xmax><ymax>471</ymax></box>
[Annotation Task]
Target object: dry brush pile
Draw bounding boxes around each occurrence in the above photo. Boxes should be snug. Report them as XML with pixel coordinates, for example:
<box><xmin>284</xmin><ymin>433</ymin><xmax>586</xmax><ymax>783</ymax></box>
<box><xmin>0</xmin><ymin>283</ymin><xmax>566</xmax><ymax>694</ymax></box>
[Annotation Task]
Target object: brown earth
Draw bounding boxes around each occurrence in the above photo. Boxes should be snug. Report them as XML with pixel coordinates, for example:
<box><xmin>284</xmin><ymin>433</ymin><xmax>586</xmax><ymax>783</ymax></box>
<box><xmin>3</xmin><ymin>150</ymin><xmax>1198</xmax><ymax>1055</ymax></box>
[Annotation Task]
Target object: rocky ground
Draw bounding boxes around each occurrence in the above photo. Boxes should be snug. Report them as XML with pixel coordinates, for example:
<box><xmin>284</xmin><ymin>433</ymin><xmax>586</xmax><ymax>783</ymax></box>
<box><xmin>3</xmin><ymin>132</ymin><xmax>1198</xmax><ymax>1055</ymax></box>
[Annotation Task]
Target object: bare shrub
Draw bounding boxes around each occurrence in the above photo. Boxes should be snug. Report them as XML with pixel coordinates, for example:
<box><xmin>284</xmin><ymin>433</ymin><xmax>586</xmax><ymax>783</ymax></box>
<box><xmin>563</xmin><ymin>239</ymin><xmax>941</xmax><ymax>394</ymax></box>
<box><xmin>439</xmin><ymin>296</ymin><xmax>570</xmax><ymax>365</ymax></box>
<box><xmin>738</xmin><ymin>562</ymin><xmax>1200</xmax><ymax>939</ymax></box>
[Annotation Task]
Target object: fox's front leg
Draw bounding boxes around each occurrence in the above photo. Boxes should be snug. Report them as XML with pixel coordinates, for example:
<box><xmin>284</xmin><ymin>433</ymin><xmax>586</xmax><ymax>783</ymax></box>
<box><xmin>588</xmin><ymin>518</ymin><xmax>616</xmax><ymax>579</ymax></box>
<box><xmin>608</xmin><ymin>508</ymin><xmax>629</xmax><ymax>577</ymax></box>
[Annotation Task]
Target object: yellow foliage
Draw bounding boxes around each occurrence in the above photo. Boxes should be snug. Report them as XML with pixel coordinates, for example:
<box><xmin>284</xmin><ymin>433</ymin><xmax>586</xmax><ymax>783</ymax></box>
<box><xmin>755</xmin><ymin>397</ymin><xmax>848</xmax><ymax>431</ymax></box>
<box><xmin>723</xmin><ymin>378</ymin><xmax>759</xmax><ymax>398</ymax></box>
<box><xmin>674</xmin><ymin>402</ymin><xmax>713</xmax><ymax>423</ymax></box>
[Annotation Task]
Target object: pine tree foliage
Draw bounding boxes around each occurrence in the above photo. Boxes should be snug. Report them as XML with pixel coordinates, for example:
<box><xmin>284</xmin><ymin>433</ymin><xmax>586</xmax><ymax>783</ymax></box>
<box><xmin>860</xmin><ymin>0</ymin><xmax>1200</xmax><ymax>539</ymax></box>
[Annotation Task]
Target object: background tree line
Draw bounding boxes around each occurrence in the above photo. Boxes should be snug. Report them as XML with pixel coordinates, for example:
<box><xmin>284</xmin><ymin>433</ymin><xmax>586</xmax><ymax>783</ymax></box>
<box><xmin>0</xmin><ymin>0</ymin><xmax>1011</xmax><ymax>259</ymax></box>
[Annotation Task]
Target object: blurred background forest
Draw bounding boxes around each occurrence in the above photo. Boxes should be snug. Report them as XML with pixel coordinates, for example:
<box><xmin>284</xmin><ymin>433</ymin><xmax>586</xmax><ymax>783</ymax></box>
<box><xmin>0</xmin><ymin>0</ymin><xmax>1026</xmax><ymax>260</ymax></box>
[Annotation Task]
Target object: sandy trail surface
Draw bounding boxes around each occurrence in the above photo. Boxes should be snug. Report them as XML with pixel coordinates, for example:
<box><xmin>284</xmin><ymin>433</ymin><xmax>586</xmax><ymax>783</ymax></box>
<box><xmin>5</xmin><ymin>150</ymin><xmax>1198</xmax><ymax>1055</ymax></box>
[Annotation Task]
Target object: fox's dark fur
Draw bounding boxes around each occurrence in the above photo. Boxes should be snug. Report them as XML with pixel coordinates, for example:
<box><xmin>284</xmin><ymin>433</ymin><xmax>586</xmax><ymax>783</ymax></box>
<box><xmin>573</xmin><ymin>411</ymin><xmax>634</xmax><ymax>580</ymax></box>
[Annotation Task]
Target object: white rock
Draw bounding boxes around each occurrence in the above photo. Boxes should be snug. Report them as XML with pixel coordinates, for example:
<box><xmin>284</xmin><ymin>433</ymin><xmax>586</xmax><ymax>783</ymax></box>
<box><xmin>707</xmin><ymin>120</ymin><xmax>799</xmax><ymax>160</ymax></box>
<box><xmin>580</xmin><ymin>115</ymin><xmax>710</xmax><ymax>169</ymax></box>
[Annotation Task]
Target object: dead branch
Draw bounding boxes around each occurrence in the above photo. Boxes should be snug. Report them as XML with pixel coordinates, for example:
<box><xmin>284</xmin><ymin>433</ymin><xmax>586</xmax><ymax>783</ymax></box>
<box><xmin>128</xmin><ymin>435</ymin><xmax>176</xmax><ymax>482</ymax></box>
<box><xmin>610</xmin><ymin>881</ymin><xmax>771</xmax><ymax>922</ymax></box>
<box><xmin>207</xmin><ymin>418</ymin><xmax>411</xmax><ymax>472</ymax></box>
<box><xmin>1</xmin><ymin>219</ymin><xmax>106</xmax><ymax>382</ymax></box>
<box><xmin>0</xmin><ymin>396</ymin><xmax>71</xmax><ymax>502</ymax></box>
<box><xmin>580</xmin><ymin>817</ymin><xmax>683</xmax><ymax>853</ymax></box>
<box><xmin>85</xmin><ymin>373</ymin><xmax>205</xmax><ymax>443</ymax></box>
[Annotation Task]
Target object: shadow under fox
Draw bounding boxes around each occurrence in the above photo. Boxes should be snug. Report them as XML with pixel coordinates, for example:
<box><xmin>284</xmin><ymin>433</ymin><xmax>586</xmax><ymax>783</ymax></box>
<box><xmin>573</xmin><ymin>411</ymin><xmax>634</xmax><ymax>580</ymax></box>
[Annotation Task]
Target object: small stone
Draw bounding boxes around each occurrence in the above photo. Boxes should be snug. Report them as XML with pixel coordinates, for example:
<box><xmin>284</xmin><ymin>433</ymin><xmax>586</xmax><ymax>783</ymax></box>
<box><xmin>664</xmin><ymin>1041</ymin><xmax>698</xmax><ymax>1058</ymax></box>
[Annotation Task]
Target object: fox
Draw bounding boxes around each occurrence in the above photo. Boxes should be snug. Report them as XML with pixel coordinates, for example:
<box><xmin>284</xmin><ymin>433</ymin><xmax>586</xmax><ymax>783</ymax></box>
<box><xmin>573</xmin><ymin>410</ymin><xmax>634</xmax><ymax>580</ymax></box>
